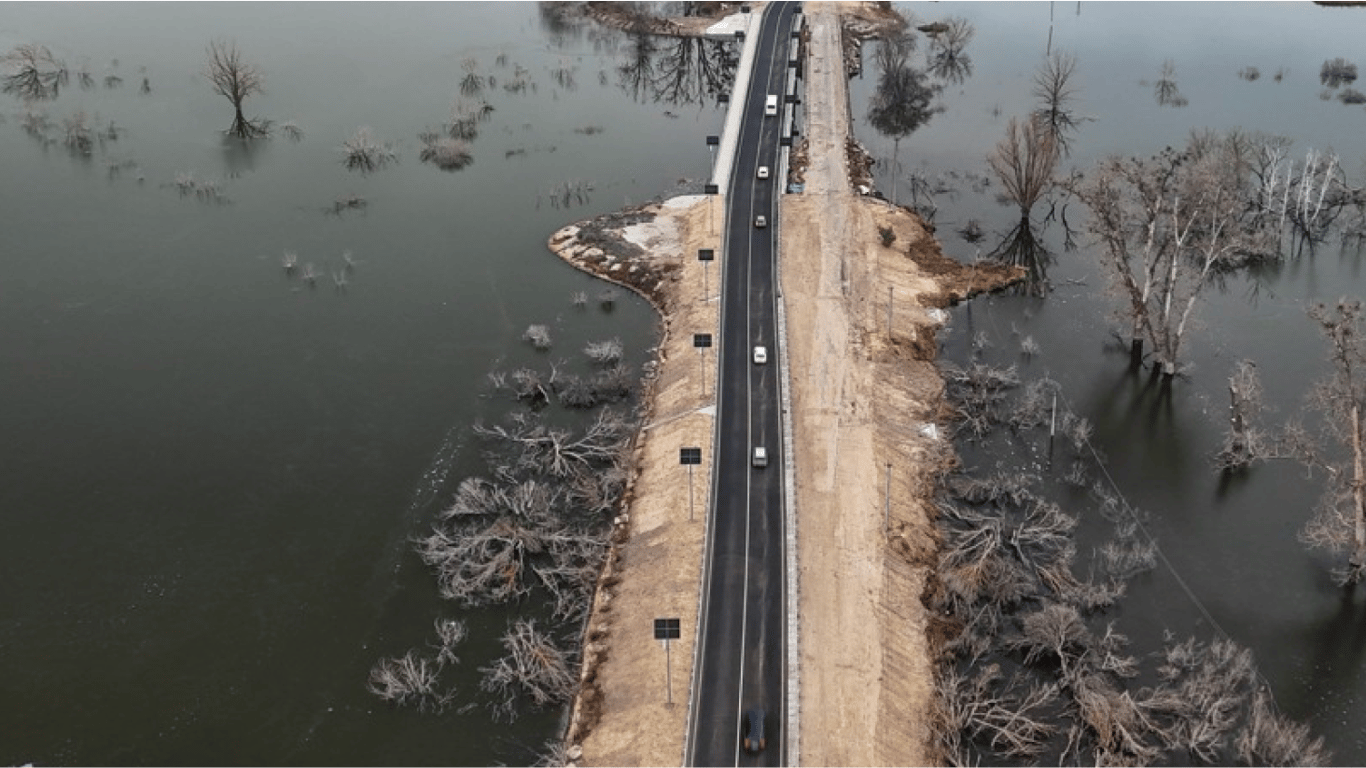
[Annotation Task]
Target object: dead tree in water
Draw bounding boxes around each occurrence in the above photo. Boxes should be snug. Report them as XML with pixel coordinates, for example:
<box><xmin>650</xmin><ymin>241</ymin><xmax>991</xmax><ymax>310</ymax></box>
<box><xmin>1298</xmin><ymin>298</ymin><xmax>1366</xmax><ymax>585</ymax></box>
<box><xmin>1213</xmin><ymin>359</ymin><xmax>1269</xmax><ymax>472</ymax></box>
<box><xmin>205</xmin><ymin>40</ymin><xmax>269</xmax><ymax>139</ymax></box>
<box><xmin>481</xmin><ymin>618</ymin><xmax>578</xmax><ymax>722</ymax></box>
<box><xmin>1070</xmin><ymin>133</ymin><xmax>1273</xmax><ymax>376</ymax></box>
<box><xmin>987</xmin><ymin>116</ymin><xmax>1059</xmax><ymax>294</ymax></box>
<box><xmin>2</xmin><ymin>43</ymin><xmax>67</xmax><ymax>100</ymax></box>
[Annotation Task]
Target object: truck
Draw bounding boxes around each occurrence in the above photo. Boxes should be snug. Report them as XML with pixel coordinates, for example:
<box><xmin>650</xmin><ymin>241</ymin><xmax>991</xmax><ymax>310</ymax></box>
<box><xmin>764</xmin><ymin>94</ymin><xmax>778</xmax><ymax>116</ymax></box>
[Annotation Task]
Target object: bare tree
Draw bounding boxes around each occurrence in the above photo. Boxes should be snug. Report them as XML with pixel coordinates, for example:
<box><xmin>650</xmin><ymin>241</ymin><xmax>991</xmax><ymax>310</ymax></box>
<box><xmin>1298</xmin><ymin>298</ymin><xmax>1366</xmax><ymax>584</ymax></box>
<box><xmin>1236</xmin><ymin>687</ymin><xmax>1330</xmax><ymax>766</ymax></box>
<box><xmin>367</xmin><ymin>651</ymin><xmax>453</xmax><ymax>712</ymax></box>
<box><xmin>480</xmin><ymin>618</ymin><xmax>578</xmax><ymax>722</ymax></box>
<box><xmin>1154</xmin><ymin>59</ymin><xmax>1186</xmax><ymax>107</ymax></box>
<box><xmin>931</xmin><ymin>663</ymin><xmax>1057</xmax><ymax>763</ymax></box>
<box><xmin>2</xmin><ymin>43</ymin><xmax>67</xmax><ymax>100</ymax></box>
<box><xmin>1070</xmin><ymin>133</ymin><xmax>1275</xmax><ymax>375</ymax></box>
<box><xmin>1213</xmin><ymin>360</ymin><xmax>1270</xmax><ymax>472</ymax></box>
<box><xmin>988</xmin><ymin>116</ymin><xmax>1059</xmax><ymax>217</ymax></box>
<box><xmin>205</xmin><ymin>40</ymin><xmax>268</xmax><ymax>139</ymax></box>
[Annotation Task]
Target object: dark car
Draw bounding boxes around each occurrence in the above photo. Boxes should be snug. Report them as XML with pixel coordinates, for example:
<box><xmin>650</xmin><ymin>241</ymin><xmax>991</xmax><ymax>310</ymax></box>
<box><xmin>743</xmin><ymin>707</ymin><xmax>766</xmax><ymax>752</ymax></box>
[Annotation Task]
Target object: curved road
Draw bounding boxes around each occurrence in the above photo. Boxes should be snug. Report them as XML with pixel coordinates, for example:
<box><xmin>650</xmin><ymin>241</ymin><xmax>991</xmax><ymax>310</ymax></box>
<box><xmin>686</xmin><ymin>4</ymin><xmax>797</xmax><ymax>766</ymax></box>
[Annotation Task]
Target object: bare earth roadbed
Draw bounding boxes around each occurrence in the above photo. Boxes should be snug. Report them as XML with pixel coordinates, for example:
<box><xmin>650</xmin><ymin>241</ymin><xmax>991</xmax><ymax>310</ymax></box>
<box><xmin>547</xmin><ymin>3</ymin><xmax>1023</xmax><ymax>765</ymax></box>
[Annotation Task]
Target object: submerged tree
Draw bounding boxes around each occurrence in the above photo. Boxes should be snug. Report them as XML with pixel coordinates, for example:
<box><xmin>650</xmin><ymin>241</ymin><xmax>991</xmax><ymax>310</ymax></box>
<box><xmin>1070</xmin><ymin>132</ymin><xmax>1277</xmax><ymax>375</ymax></box>
<box><xmin>2</xmin><ymin>43</ymin><xmax>68</xmax><ymax>100</ymax></box>
<box><xmin>986</xmin><ymin>116</ymin><xmax>1059</xmax><ymax>295</ymax></box>
<box><xmin>205</xmin><ymin>39</ymin><xmax>269</xmax><ymax>139</ymax></box>
<box><xmin>1299</xmin><ymin>299</ymin><xmax>1366</xmax><ymax>585</ymax></box>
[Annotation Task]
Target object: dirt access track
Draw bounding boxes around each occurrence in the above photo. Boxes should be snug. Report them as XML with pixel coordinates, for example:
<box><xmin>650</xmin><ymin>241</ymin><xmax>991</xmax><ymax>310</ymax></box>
<box><xmin>548</xmin><ymin>2</ymin><xmax>1023</xmax><ymax>765</ymax></box>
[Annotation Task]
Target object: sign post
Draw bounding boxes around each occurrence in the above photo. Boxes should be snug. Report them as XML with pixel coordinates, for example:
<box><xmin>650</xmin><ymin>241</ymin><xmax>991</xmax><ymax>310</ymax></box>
<box><xmin>654</xmin><ymin>618</ymin><xmax>682</xmax><ymax>705</ymax></box>
<box><xmin>680</xmin><ymin>447</ymin><xmax>702</xmax><ymax>521</ymax></box>
<box><xmin>693</xmin><ymin>333</ymin><xmax>712</xmax><ymax>398</ymax></box>
<box><xmin>698</xmin><ymin>248</ymin><xmax>714</xmax><ymax>303</ymax></box>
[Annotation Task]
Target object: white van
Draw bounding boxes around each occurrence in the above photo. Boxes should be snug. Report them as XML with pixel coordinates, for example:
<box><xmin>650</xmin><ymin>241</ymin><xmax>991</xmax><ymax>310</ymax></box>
<box><xmin>752</xmin><ymin>446</ymin><xmax>768</xmax><ymax>468</ymax></box>
<box><xmin>764</xmin><ymin>94</ymin><xmax>778</xmax><ymax>116</ymax></box>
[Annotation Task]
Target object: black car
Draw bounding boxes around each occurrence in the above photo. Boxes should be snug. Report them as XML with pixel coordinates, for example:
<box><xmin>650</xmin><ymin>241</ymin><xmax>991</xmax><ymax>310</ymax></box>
<box><xmin>743</xmin><ymin>707</ymin><xmax>766</xmax><ymax>752</ymax></box>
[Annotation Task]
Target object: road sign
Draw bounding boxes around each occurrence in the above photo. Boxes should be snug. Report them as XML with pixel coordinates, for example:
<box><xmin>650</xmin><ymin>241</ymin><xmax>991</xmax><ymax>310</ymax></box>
<box><xmin>654</xmin><ymin>618</ymin><xmax>681</xmax><ymax>640</ymax></box>
<box><xmin>704</xmin><ymin>184</ymin><xmax>719</xmax><ymax>195</ymax></box>
<box><xmin>706</xmin><ymin>135</ymin><xmax>719</xmax><ymax>146</ymax></box>
<box><xmin>698</xmin><ymin>249</ymin><xmax>714</xmax><ymax>262</ymax></box>
<box><xmin>680</xmin><ymin>447</ymin><xmax>702</xmax><ymax>465</ymax></box>
<box><xmin>693</xmin><ymin>333</ymin><xmax>712</xmax><ymax>349</ymax></box>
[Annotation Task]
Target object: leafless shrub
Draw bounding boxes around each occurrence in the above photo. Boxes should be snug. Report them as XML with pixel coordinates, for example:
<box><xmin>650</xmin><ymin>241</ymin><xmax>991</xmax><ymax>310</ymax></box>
<box><xmin>1069</xmin><ymin>671</ymin><xmax>1162</xmax><ymax>764</ymax></box>
<box><xmin>329</xmin><ymin>193</ymin><xmax>367</xmax><ymax>216</ymax></box>
<box><xmin>103</xmin><ymin>73</ymin><xmax>122</xmax><ymax>89</ymax></box>
<box><xmin>62</xmin><ymin>111</ymin><xmax>94</xmax><ymax>155</ymax></box>
<box><xmin>419</xmin><ymin>133</ymin><xmax>473</xmax><ymax>171</ymax></box>
<box><xmin>300</xmin><ymin>263</ymin><xmax>319</xmax><ymax>285</ymax></box>
<box><xmin>522</xmin><ymin>324</ymin><xmax>552</xmax><ymax>350</ymax></box>
<box><xmin>532</xmin><ymin>739</ymin><xmax>571</xmax><ymax>768</ymax></box>
<box><xmin>596</xmin><ymin>287</ymin><xmax>618</xmax><ymax>307</ymax></box>
<box><xmin>941</xmin><ymin>361</ymin><xmax>1020</xmax><ymax>439</ymax></box>
<box><xmin>281</xmin><ymin>250</ymin><xmax>298</xmax><ymax>273</ymax></box>
<box><xmin>1320</xmin><ymin>57</ymin><xmax>1357</xmax><ymax>88</ymax></box>
<box><xmin>1238</xmin><ymin>66</ymin><xmax>1261</xmax><ymax>82</ymax></box>
<box><xmin>1338</xmin><ymin>87</ymin><xmax>1366</xmax><ymax>105</ymax></box>
<box><xmin>1147</xmin><ymin>635</ymin><xmax>1256</xmax><ymax>763</ymax></box>
<box><xmin>432</xmin><ymin>618</ymin><xmax>468</xmax><ymax>666</ymax></box>
<box><xmin>2</xmin><ymin>43</ymin><xmax>67</xmax><ymax>100</ymax></box>
<box><xmin>932</xmin><ymin>663</ymin><xmax>1057</xmax><ymax>763</ymax></box>
<box><xmin>367</xmin><ymin>651</ymin><xmax>453</xmax><ymax>712</ymax></box>
<box><xmin>340</xmin><ymin>127</ymin><xmax>397</xmax><ymax>173</ymax></box>
<box><xmin>1008</xmin><ymin>376</ymin><xmax>1062</xmax><ymax>432</ymax></box>
<box><xmin>574</xmin><ymin>124</ymin><xmax>604</xmax><ymax>135</ymax></box>
<box><xmin>20</xmin><ymin>104</ymin><xmax>50</xmax><ymax>137</ymax></box>
<box><xmin>480</xmin><ymin>618</ymin><xmax>578</xmax><ymax>722</ymax></box>
<box><xmin>583</xmin><ymin>338</ymin><xmax>623</xmax><ymax>366</ymax></box>
<box><xmin>1097</xmin><ymin>521</ymin><xmax>1157</xmax><ymax>581</ymax></box>
<box><xmin>957</xmin><ymin>218</ymin><xmax>985</xmax><ymax>243</ymax></box>
<box><xmin>1236</xmin><ymin>687</ymin><xmax>1330</xmax><ymax>766</ymax></box>
<box><xmin>460</xmin><ymin>71</ymin><xmax>484</xmax><ymax>98</ymax></box>
<box><xmin>280</xmin><ymin>120</ymin><xmax>304</xmax><ymax>141</ymax></box>
<box><xmin>171</xmin><ymin>171</ymin><xmax>228</xmax><ymax>204</ymax></box>
<box><xmin>571</xmin><ymin>291</ymin><xmax>588</xmax><ymax>308</ymax></box>
<box><xmin>556</xmin><ymin>375</ymin><xmax>597</xmax><ymax>409</ymax></box>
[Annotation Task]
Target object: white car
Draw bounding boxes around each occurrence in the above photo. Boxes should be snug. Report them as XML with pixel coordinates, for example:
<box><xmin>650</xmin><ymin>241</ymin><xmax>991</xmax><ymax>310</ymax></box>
<box><xmin>752</xmin><ymin>446</ymin><xmax>768</xmax><ymax>468</ymax></box>
<box><xmin>755</xmin><ymin>215</ymin><xmax>767</xmax><ymax>228</ymax></box>
<box><xmin>753</xmin><ymin>345</ymin><xmax>768</xmax><ymax>364</ymax></box>
<box><xmin>757</xmin><ymin>165</ymin><xmax>770</xmax><ymax>179</ymax></box>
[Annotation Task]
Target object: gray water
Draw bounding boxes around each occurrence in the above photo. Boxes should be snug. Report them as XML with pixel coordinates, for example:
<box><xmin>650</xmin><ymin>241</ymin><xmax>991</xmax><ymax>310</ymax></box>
<box><xmin>0</xmin><ymin>4</ymin><xmax>731</xmax><ymax>764</ymax></box>
<box><xmin>851</xmin><ymin>2</ymin><xmax>1366</xmax><ymax>763</ymax></box>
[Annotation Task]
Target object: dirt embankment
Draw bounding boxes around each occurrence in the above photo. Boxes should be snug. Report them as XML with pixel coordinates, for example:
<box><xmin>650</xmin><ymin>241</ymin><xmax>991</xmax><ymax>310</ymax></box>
<box><xmin>549</xmin><ymin>194</ymin><xmax>724</xmax><ymax>767</ymax></box>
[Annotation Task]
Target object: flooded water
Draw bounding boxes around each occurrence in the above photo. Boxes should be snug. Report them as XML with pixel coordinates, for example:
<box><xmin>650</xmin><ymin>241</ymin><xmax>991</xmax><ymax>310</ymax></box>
<box><xmin>0</xmin><ymin>4</ymin><xmax>732</xmax><ymax>764</ymax></box>
<box><xmin>851</xmin><ymin>2</ymin><xmax>1366</xmax><ymax>763</ymax></box>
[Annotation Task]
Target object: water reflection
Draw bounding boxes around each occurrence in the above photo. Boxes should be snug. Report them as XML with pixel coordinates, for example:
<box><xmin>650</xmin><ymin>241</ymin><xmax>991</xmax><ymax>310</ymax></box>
<box><xmin>988</xmin><ymin>214</ymin><xmax>1052</xmax><ymax>296</ymax></box>
<box><xmin>616</xmin><ymin>31</ymin><xmax>737</xmax><ymax>106</ymax></box>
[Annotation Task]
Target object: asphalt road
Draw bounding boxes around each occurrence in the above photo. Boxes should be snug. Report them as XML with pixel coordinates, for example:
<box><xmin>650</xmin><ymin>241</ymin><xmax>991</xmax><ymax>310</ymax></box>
<box><xmin>685</xmin><ymin>4</ymin><xmax>797</xmax><ymax>766</ymax></box>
